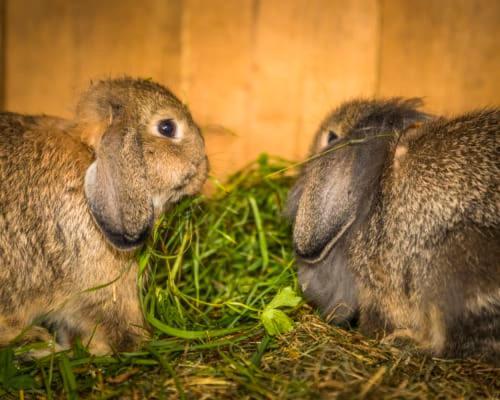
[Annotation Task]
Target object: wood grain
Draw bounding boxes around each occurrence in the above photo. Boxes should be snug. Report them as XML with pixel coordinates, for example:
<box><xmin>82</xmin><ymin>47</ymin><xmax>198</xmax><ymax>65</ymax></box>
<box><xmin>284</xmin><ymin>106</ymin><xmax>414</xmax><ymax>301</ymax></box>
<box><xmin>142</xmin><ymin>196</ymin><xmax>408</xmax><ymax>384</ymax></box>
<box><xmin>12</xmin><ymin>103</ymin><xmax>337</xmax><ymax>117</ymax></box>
<box><xmin>249</xmin><ymin>0</ymin><xmax>378</xmax><ymax>161</ymax></box>
<box><xmin>5</xmin><ymin>0</ymin><xmax>182</xmax><ymax>116</ymax></box>
<box><xmin>5</xmin><ymin>0</ymin><xmax>75</xmax><ymax>115</ymax></box>
<box><xmin>70</xmin><ymin>0</ymin><xmax>182</xmax><ymax>97</ymax></box>
<box><xmin>378</xmin><ymin>0</ymin><xmax>500</xmax><ymax>114</ymax></box>
<box><xmin>180</xmin><ymin>0</ymin><xmax>255</xmax><ymax>176</ymax></box>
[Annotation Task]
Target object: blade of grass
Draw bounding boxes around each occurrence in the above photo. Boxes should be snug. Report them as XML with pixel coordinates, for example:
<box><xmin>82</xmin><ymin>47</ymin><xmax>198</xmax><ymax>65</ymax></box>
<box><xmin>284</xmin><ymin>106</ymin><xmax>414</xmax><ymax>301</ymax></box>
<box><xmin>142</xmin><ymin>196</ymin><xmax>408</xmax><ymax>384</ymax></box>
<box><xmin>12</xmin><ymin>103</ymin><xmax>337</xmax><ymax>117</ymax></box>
<box><xmin>248</xmin><ymin>196</ymin><xmax>269</xmax><ymax>268</ymax></box>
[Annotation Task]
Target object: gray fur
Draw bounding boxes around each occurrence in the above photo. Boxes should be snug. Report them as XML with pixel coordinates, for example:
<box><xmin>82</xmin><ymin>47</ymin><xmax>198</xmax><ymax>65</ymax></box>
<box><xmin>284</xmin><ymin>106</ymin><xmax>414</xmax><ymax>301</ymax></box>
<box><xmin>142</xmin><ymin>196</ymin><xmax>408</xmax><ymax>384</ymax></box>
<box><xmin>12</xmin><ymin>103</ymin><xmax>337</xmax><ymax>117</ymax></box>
<box><xmin>287</xmin><ymin>98</ymin><xmax>500</xmax><ymax>365</ymax></box>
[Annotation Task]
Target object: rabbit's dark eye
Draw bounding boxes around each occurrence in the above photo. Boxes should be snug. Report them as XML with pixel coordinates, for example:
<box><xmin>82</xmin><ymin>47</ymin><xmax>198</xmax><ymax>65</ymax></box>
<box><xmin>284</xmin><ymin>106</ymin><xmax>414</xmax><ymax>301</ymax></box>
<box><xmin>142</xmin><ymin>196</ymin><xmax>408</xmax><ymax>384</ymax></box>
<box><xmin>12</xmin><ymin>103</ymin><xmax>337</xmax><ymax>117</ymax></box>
<box><xmin>327</xmin><ymin>130</ymin><xmax>338</xmax><ymax>145</ymax></box>
<box><xmin>157</xmin><ymin>119</ymin><xmax>177</xmax><ymax>138</ymax></box>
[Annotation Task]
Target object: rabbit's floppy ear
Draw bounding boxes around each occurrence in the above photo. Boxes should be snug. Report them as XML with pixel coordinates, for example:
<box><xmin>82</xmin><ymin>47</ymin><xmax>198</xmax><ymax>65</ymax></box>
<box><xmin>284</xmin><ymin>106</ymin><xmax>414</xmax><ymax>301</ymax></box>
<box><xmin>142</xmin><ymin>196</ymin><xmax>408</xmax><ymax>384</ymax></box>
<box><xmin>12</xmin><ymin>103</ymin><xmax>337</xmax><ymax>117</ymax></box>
<box><xmin>292</xmin><ymin>149</ymin><xmax>363</xmax><ymax>262</ymax></box>
<box><xmin>293</xmin><ymin>138</ymin><xmax>392</xmax><ymax>263</ymax></box>
<box><xmin>84</xmin><ymin>113</ymin><xmax>153</xmax><ymax>250</ymax></box>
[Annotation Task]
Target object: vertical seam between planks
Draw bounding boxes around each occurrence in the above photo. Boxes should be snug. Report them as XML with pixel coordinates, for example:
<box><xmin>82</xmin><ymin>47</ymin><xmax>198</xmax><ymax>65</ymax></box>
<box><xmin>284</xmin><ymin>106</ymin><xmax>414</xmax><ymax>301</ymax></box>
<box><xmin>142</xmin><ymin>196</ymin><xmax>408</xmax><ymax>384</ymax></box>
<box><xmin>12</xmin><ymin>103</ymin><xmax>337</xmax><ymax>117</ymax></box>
<box><xmin>246</xmin><ymin>0</ymin><xmax>260</xmax><ymax>159</ymax></box>
<box><xmin>180</xmin><ymin>0</ymin><xmax>190</xmax><ymax>102</ymax></box>
<box><xmin>374</xmin><ymin>0</ymin><xmax>384</xmax><ymax>97</ymax></box>
<box><xmin>0</xmin><ymin>0</ymin><xmax>5</xmax><ymax>110</ymax></box>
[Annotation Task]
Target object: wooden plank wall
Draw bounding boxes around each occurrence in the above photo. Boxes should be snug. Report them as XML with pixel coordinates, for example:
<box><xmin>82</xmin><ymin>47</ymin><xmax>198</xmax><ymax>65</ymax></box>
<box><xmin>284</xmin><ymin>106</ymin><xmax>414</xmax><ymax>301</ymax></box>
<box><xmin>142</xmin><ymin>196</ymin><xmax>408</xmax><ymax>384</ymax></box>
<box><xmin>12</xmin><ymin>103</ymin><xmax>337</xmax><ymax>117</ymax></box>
<box><xmin>378</xmin><ymin>0</ymin><xmax>500</xmax><ymax>113</ymax></box>
<box><xmin>0</xmin><ymin>0</ymin><xmax>4</xmax><ymax>109</ymax></box>
<box><xmin>2</xmin><ymin>0</ymin><xmax>499</xmax><ymax>176</ymax></box>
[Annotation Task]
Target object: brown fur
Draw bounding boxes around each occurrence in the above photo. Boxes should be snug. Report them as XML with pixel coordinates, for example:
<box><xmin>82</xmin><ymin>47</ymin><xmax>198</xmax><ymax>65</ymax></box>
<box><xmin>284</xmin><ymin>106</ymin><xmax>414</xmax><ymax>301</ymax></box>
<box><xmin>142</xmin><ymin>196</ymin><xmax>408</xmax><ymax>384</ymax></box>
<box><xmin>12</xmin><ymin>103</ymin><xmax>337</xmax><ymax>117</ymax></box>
<box><xmin>287</xmin><ymin>99</ymin><xmax>500</xmax><ymax>364</ymax></box>
<box><xmin>0</xmin><ymin>78</ymin><xmax>208</xmax><ymax>355</ymax></box>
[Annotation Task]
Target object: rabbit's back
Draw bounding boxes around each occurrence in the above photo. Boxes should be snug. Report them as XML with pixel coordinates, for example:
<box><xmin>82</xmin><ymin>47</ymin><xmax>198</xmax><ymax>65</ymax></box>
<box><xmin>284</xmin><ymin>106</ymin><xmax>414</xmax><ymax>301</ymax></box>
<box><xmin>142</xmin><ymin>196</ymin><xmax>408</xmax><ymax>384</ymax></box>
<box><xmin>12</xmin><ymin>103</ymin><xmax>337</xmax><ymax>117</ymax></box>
<box><xmin>0</xmin><ymin>113</ymin><xmax>108</xmax><ymax>309</ymax></box>
<box><xmin>389</xmin><ymin>110</ymin><xmax>499</xmax><ymax>231</ymax></box>
<box><xmin>366</xmin><ymin>110</ymin><xmax>499</xmax><ymax>281</ymax></box>
<box><xmin>384</xmin><ymin>110</ymin><xmax>499</xmax><ymax>285</ymax></box>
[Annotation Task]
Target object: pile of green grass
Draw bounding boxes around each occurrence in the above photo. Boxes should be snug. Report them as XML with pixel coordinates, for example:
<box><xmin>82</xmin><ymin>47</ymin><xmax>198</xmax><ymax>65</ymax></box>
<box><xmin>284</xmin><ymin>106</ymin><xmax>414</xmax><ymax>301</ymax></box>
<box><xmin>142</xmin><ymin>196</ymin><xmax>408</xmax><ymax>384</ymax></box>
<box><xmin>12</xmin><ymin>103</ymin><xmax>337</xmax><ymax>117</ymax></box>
<box><xmin>1</xmin><ymin>156</ymin><xmax>498</xmax><ymax>399</ymax></box>
<box><xmin>140</xmin><ymin>154</ymin><xmax>299</xmax><ymax>341</ymax></box>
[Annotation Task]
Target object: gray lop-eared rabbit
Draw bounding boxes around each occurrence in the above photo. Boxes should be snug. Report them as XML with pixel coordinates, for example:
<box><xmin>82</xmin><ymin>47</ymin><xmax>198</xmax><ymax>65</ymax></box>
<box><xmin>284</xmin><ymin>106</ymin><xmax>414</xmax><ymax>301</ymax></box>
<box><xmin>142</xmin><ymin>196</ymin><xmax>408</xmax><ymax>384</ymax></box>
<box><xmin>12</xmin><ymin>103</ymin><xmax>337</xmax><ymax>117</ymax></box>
<box><xmin>287</xmin><ymin>98</ymin><xmax>499</xmax><ymax>364</ymax></box>
<box><xmin>0</xmin><ymin>78</ymin><xmax>208</xmax><ymax>355</ymax></box>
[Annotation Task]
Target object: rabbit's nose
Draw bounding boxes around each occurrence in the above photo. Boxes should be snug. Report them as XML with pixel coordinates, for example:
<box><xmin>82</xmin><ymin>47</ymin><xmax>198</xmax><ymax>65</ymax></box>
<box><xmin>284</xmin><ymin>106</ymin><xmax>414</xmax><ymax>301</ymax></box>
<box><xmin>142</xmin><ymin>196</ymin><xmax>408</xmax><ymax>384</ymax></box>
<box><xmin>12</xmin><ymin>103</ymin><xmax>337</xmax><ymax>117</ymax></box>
<box><xmin>124</xmin><ymin>229</ymin><xmax>148</xmax><ymax>243</ymax></box>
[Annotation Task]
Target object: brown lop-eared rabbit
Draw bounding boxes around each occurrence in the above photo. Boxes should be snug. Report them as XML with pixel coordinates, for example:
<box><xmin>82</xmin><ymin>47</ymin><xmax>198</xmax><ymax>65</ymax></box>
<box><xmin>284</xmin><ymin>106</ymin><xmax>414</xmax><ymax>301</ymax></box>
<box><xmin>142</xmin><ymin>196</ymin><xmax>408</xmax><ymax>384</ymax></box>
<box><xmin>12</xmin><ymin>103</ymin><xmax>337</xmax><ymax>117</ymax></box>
<box><xmin>287</xmin><ymin>99</ymin><xmax>499</xmax><ymax>365</ymax></box>
<box><xmin>0</xmin><ymin>78</ymin><xmax>208</xmax><ymax>355</ymax></box>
